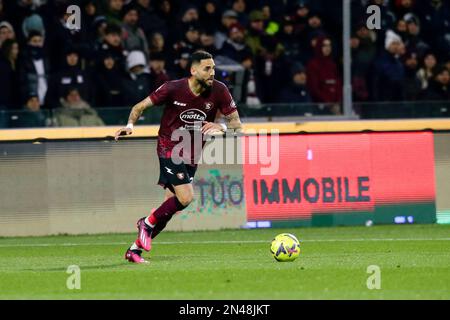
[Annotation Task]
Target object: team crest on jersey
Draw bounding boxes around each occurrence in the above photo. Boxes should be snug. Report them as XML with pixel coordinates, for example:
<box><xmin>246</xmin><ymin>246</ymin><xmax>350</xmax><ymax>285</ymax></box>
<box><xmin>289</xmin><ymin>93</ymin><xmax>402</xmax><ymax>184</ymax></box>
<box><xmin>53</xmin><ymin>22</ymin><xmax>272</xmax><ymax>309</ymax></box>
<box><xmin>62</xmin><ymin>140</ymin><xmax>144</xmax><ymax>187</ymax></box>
<box><xmin>176</xmin><ymin>172</ymin><xmax>185</xmax><ymax>180</ymax></box>
<box><xmin>204</xmin><ymin>102</ymin><xmax>213</xmax><ymax>110</ymax></box>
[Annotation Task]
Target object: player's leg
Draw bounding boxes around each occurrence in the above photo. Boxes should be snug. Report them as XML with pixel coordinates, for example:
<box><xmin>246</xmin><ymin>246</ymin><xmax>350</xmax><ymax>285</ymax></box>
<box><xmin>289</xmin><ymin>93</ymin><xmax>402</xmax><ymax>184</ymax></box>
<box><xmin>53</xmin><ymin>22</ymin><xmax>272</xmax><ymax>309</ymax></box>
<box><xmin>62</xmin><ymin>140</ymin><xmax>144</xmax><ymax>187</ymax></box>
<box><xmin>125</xmin><ymin>160</ymin><xmax>195</xmax><ymax>263</ymax></box>
<box><xmin>151</xmin><ymin>188</ymin><xmax>176</xmax><ymax>239</ymax></box>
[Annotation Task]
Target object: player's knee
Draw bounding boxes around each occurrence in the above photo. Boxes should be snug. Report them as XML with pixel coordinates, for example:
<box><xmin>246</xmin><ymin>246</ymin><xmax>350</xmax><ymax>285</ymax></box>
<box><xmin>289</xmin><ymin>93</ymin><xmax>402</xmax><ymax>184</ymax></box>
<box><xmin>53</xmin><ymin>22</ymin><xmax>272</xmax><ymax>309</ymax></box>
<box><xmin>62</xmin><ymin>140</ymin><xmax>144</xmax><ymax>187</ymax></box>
<box><xmin>177</xmin><ymin>191</ymin><xmax>194</xmax><ymax>207</ymax></box>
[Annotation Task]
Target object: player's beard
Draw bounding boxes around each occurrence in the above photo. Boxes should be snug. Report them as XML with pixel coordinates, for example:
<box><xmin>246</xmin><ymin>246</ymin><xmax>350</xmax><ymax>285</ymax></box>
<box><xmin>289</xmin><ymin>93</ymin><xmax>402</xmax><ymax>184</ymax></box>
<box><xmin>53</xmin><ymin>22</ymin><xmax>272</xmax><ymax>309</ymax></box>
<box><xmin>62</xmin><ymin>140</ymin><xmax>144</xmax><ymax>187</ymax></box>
<box><xmin>198</xmin><ymin>77</ymin><xmax>213</xmax><ymax>90</ymax></box>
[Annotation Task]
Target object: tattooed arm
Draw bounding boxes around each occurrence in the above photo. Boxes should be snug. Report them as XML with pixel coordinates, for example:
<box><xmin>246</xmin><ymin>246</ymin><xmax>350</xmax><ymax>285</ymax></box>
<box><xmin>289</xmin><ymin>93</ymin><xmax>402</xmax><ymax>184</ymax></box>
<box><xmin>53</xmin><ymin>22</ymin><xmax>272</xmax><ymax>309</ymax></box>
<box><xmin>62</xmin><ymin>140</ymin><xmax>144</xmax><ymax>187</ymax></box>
<box><xmin>201</xmin><ymin>110</ymin><xmax>243</xmax><ymax>135</ymax></box>
<box><xmin>114</xmin><ymin>97</ymin><xmax>153</xmax><ymax>141</ymax></box>
<box><xmin>224</xmin><ymin>110</ymin><xmax>243</xmax><ymax>134</ymax></box>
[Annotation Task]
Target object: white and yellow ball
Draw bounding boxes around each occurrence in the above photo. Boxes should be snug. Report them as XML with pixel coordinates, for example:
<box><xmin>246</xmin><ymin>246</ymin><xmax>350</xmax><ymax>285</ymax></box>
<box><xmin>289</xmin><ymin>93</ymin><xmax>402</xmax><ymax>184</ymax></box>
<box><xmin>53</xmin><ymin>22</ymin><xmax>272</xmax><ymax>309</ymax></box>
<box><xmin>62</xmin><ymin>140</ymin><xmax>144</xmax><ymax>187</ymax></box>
<box><xmin>270</xmin><ymin>233</ymin><xmax>301</xmax><ymax>262</ymax></box>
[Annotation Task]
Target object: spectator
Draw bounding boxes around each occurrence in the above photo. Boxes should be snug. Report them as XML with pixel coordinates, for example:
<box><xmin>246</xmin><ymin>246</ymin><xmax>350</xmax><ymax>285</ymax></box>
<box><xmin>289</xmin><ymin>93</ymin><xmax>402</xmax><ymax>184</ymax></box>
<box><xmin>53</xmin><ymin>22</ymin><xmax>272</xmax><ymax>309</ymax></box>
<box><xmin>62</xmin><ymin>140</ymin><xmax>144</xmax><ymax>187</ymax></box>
<box><xmin>89</xmin><ymin>15</ymin><xmax>108</xmax><ymax>45</ymax></box>
<box><xmin>417</xmin><ymin>0</ymin><xmax>450</xmax><ymax>58</ymax></box>
<box><xmin>81</xmin><ymin>0</ymin><xmax>98</xmax><ymax>31</ymax></box>
<box><xmin>175</xmin><ymin>4</ymin><xmax>200</xmax><ymax>40</ymax></box>
<box><xmin>292</xmin><ymin>1</ymin><xmax>310</xmax><ymax>36</ymax></box>
<box><xmin>173</xmin><ymin>23</ymin><xmax>201</xmax><ymax>57</ymax></box>
<box><xmin>279</xmin><ymin>65</ymin><xmax>312</xmax><ymax>103</ymax></box>
<box><xmin>169</xmin><ymin>49</ymin><xmax>190</xmax><ymax>79</ymax></box>
<box><xmin>306</xmin><ymin>36</ymin><xmax>342</xmax><ymax>113</ymax></box>
<box><xmin>121</xmin><ymin>5</ymin><xmax>149</xmax><ymax>60</ymax></box>
<box><xmin>416</xmin><ymin>52</ymin><xmax>437</xmax><ymax>89</ymax></box>
<box><xmin>95</xmin><ymin>52</ymin><xmax>126</xmax><ymax>107</ymax></box>
<box><xmin>105</xmin><ymin>0</ymin><xmax>124</xmax><ymax>27</ymax></box>
<box><xmin>149</xmin><ymin>51</ymin><xmax>170</xmax><ymax>88</ymax></box>
<box><xmin>396</xmin><ymin>19</ymin><xmax>408</xmax><ymax>41</ymax></box>
<box><xmin>303</xmin><ymin>11</ymin><xmax>327</xmax><ymax>45</ymax></box>
<box><xmin>220</xmin><ymin>23</ymin><xmax>252</xmax><ymax>63</ymax></box>
<box><xmin>19</xmin><ymin>30</ymin><xmax>49</xmax><ymax>108</ymax></box>
<box><xmin>231</xmin><ymin>0</ymin><xmax>249</xmax><ymax>27</ymax></box>
<box><xmin>351</xmin><ymin>34</ymin><xmax>369</xmax><ymax>102</ymax></box>
<box><xmin>9</xmin><ymin>92</ymin><xmax>47</xmax><ymax>128</ymax></box>
<box><xmin>148</xmin><ymin>32</ymin><xmax>168</xmax><ymax>57</ymax></box>
<box><xmin>95</xmin><ymin>24</ymin><xmax>127</xmax><ymax>72</ymax></box>
<box><xmin>215</xmin><ymin>10</ymin><xmax>239</xmax><ymax>50</ymax></box>
<box><xmin>199</xmin><ymin>0</ymin><xmax>221</xmax><ymax>33</ymax></box>
<box><xmin>122</xmin><ymin>50</ymin><xmax>154</xmax><ymax>105</ymax></box>
<box><xmin>54</xmin><ymin>87</ymin><xmax>105</xmax><ymax>127</ymax></box>
<box><xmin>403</xmin><ymin>14</ymin><xmax>430</xmax><ymax>57</ymax></box>
<box><xmin>240</xmin><ymin>53</ymin><xmax>262</xmax><ymax>106</ymax></box>
<box><xmin>278</xmin><ymin>15</ymin><xmax>301</xmax><ymax>65</ymax></box>
<box><xmin>47</xmin><ymin>5</ymin><xmax>87</xmax><ymax>71</ymax></box>
<box><xmin>136</xmin><ymin>0</ymin><xmax>167</xmax><ymax>40</ymax></box>
<box><xmin>254</xmin><ymin>36</ymin><xmax>287</xmax><ymax>103</ymax></box>
<box><xmin>0</xmin><ymin>39</ymin><xmax>20</xmax><ymax>109</ymax></box>
<box><xmin>419</xmin><ymin>65</ymin><xmax>449</xmax><ymax>101</ymax></box>
<box><xmin>372</xmin><ymin>30</ymin><xmax>406</xmax><ymax>101</ymax></box>
<box><xmin>47</xmin><ymin>48</ymin><xmax>93</xmax><ymax>109</ymax></box>
<box><xmin>245</xmin><ymin>10</ymin><xmax>266</xmax><ymax>56</ymax></box>
<box><xmin>0</xmin><ymin>21</ymin><xmax>16</xmax><ymax>47</ymax></box>
<box><xmin>402</xmin><ymin>50</ymin><xmax>421</xmax><ymax>100</ymax></box>
<box><xmin>198</xmin><ymin>28</ymin><xmax>217</xmax><ymax>56</ymax></box>
<box><xmin>154</xmin><ymin>0</ymin><xmax>176</xmax><ymax>42</ymax></box>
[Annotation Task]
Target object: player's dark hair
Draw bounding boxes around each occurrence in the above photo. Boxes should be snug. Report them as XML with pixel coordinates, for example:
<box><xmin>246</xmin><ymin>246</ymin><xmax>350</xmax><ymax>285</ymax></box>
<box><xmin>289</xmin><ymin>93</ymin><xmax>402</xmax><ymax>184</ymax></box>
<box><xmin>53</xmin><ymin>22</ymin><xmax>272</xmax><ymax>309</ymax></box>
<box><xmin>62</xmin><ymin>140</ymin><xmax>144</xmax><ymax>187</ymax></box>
<box><xmin>189</xmin><ymin>50</ymin><xmax>213</xmax><ymax>67</ymax></box>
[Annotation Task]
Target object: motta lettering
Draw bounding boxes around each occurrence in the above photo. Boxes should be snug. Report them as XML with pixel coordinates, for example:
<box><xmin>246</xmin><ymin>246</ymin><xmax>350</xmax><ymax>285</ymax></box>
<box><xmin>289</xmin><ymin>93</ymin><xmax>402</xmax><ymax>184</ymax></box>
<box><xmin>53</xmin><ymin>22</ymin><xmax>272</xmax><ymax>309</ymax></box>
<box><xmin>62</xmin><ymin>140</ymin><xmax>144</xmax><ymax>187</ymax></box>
<box><xmin>180</xmin><ymin>109</ymin><xmax>207</xmax><ymax>124</ymax></box>
<box><xmin>252</xmin><ymin>176</ymin><xmax>371</xmax><ymax>204</ymax></box>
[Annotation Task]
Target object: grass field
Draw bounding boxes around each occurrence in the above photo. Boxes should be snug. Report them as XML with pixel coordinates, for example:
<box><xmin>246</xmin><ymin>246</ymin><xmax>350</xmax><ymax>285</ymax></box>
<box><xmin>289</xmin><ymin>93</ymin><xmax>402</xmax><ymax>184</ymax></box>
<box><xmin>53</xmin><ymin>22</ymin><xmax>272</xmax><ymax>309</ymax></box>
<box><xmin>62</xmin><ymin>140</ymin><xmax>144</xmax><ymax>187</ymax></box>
<box><xmin>0</xmin><ymin>224</ymin><xmax>449</xmax><ymax>299</ymax></box>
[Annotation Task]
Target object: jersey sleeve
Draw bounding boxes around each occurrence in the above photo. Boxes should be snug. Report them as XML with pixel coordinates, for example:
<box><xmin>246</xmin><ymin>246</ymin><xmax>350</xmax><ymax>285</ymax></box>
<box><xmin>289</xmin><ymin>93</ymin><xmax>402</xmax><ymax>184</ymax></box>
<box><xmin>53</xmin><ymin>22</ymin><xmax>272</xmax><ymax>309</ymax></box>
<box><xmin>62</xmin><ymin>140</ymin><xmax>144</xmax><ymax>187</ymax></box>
<box><xmin>218</xmin><ymin>84</ymin><xmax>238</xmax><ymax>116</ymax></box>
<box><xmin>149</xmin><ymin>81</ymin><xmax>171</xmax><ymax>106</ymax></box>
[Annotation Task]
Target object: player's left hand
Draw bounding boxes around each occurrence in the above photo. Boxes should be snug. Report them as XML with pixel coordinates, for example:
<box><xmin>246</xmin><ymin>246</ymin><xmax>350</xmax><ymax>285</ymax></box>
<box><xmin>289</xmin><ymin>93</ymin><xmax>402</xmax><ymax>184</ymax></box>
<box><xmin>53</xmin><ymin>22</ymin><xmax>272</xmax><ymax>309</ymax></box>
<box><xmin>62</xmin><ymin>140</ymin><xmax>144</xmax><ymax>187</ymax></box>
<box><xmin>201</xmin><ymin>121</ymin><xmax>225</xmax><ymax>135</ymax></box>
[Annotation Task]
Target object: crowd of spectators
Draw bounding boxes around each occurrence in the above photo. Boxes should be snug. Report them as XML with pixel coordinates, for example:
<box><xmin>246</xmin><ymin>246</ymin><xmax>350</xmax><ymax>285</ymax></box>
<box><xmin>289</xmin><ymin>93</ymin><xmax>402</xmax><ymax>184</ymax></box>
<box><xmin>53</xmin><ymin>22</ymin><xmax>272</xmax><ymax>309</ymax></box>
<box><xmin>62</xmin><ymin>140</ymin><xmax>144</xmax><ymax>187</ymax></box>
<box><xmin>0</xmin><ymin>0</ymin><xmax>449</xmax><ymax>126</ymax></box>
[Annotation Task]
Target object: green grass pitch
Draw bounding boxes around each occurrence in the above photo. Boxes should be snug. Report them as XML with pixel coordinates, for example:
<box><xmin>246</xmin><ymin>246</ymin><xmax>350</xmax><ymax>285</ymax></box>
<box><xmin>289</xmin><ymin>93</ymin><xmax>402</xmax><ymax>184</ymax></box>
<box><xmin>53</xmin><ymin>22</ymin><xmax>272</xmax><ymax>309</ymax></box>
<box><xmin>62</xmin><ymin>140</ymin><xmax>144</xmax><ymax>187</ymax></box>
<box><xmin>0</xmin><ymin>224</ymin><xmax>449</xmax><ymax>299</ymax></box>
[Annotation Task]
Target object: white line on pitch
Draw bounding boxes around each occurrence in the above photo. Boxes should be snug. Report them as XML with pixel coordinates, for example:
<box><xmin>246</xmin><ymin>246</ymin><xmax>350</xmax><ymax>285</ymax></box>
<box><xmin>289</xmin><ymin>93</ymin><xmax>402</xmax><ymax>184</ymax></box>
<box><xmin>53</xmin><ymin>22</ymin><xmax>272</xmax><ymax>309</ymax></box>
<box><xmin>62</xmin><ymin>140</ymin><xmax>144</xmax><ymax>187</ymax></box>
<box><xmin>0</xmin><ymin>238</ymin><xmax>450</xmax><ymax>248</ymax></box>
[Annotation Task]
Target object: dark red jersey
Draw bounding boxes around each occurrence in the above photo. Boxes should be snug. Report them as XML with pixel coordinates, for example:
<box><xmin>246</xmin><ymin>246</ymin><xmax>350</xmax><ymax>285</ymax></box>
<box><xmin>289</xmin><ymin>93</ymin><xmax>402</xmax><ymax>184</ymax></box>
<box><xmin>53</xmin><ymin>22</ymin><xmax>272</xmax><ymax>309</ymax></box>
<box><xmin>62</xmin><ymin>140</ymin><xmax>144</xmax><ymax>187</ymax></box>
<box><xmin>149</xmin><ymin>77</ymin><xmax>237</xmax><ymax>162</ymax></box>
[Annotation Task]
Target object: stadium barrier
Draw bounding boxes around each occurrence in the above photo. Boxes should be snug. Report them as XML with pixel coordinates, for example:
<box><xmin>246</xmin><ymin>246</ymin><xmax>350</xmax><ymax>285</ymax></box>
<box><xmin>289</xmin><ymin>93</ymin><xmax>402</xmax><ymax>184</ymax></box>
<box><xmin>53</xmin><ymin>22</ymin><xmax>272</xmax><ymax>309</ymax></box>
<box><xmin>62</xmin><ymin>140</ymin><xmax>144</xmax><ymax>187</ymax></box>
<box><xmin>0</xmin><ymin>119</ymin><xmax>450</xmax><ymax>236</ymax></box>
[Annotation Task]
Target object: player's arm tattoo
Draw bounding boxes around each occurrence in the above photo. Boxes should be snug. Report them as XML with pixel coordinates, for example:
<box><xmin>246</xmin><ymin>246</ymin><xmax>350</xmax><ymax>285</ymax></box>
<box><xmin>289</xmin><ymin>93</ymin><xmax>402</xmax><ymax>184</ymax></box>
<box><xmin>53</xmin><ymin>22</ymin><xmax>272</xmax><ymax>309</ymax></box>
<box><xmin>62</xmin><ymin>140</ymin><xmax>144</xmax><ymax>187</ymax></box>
<box><xmin>224</xmin><ymin>111</ymin><xmax>243</xmax><ymax>134</ymax></box>
<box><xmin>127</xmin><ymin>97</ymin><xmax>153</xmax><ymax>125</ymax></box>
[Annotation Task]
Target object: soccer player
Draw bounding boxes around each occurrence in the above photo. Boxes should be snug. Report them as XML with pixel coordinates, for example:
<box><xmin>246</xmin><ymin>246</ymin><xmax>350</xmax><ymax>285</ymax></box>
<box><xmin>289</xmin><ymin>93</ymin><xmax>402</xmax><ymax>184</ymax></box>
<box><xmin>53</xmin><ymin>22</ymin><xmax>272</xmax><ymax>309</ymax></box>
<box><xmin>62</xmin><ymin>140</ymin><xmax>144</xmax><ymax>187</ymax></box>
<box><xmin>114</xmin><ymin>50</ymin><xmax>243</xmax><ymax>263</ymax></box>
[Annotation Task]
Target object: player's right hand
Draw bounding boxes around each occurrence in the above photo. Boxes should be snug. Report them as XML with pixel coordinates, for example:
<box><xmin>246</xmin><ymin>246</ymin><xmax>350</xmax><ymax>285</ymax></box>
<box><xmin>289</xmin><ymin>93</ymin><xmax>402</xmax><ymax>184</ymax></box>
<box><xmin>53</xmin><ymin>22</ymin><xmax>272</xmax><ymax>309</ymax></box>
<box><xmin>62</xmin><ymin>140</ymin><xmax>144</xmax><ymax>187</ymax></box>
<box><xmin>114</xmin><ymin>127</ymin><xmax>133</xmax><ymax>141</ymax></box>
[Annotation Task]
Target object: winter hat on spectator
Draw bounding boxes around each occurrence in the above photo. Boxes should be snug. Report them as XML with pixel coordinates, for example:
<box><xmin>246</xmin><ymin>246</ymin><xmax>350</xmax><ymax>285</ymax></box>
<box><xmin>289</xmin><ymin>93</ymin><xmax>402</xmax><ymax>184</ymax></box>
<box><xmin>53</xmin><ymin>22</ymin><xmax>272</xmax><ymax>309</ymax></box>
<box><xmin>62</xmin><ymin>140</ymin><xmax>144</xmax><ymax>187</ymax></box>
<box><xmin>0</xmin><ymin>21</ymin><xmax>15</xmax><ymax>36</ymax></box>
<box><xmin>249</xmin><ymin>10</ymin><xmax>265</xmax><ymax>22</ymax></box>
<box><xmin>222</xmin><ymin>10</ymin><xmax>238</xmax><ymax>19</ymax></box>
<box><xmin>384</xmin><ymin>30</ymin><xmax>402</xmax><ymax>50</ymax></box>
<box><xmin>291</xmin><ymin>62</ymin><xmax>306</xmax><ymax>77</ymax></box>
<box><xmin>92</xmin><ymin>15</ymin><xmax>107</xmax><ymax>29</ymax></box>
<box><xmin>127</xmin><ymin>50</ymin><xmax>146</xmax><ymax>70</ymax></box>
<box><xmin>22</xmin><ymin>14</ymin><xmax>45</xmax><ymax>39</ymax></box>
<box><xmin>404</xmin><ymin>13</ymin><xmax>420</xmax><ymax>26</ymax></box>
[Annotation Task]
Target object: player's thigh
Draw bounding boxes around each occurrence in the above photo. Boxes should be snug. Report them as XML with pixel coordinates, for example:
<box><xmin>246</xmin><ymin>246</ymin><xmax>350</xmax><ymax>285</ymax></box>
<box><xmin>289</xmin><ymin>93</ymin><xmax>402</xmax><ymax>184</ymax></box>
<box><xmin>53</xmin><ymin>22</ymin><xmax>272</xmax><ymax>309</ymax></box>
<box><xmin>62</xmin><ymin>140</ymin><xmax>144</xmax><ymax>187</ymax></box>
<box><xmin>173</xmin><ymin>183</ymin><xmax>194</xmax><ymax>206</ymax></box>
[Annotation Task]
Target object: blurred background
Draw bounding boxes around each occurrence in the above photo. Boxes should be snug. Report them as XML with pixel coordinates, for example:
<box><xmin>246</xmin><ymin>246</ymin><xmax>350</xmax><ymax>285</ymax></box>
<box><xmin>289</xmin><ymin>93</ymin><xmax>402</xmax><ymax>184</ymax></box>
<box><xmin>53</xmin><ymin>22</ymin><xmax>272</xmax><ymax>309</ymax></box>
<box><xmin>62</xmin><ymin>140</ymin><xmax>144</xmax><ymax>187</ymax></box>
<box><xmin>0</xmin><ymin>0</ymin><xmax>449</xmax><ymax>128</ymax></box>
<box><xmin>0</xmin><ymin>0</ymin><xmax>450</xmax><ymax>235</ymax></box>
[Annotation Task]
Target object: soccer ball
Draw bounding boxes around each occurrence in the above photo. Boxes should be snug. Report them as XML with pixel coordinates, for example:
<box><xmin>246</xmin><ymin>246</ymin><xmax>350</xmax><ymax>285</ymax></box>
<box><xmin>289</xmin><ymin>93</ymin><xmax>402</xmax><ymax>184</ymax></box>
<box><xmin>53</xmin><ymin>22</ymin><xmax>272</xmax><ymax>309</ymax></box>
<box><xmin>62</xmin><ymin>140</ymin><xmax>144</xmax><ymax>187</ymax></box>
<box><xmin>270</xmin><ymin>233</ymin><xmax>301</xmax><ymax>262</ymax></box>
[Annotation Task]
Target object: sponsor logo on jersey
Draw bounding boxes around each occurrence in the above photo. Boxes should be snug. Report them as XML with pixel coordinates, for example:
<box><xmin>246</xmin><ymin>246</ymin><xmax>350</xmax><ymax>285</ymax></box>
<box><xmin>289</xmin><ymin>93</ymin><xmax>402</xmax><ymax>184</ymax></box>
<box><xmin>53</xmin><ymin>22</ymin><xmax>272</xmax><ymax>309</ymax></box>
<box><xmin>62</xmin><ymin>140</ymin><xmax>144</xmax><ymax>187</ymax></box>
<box><xmin>174</xmin><ymin>100</ymin><xmax>187</xmax><ymax>106</ymax></box>
<box><xmin>179</xmin><ymin>108</ymin><xmax>207</xmax><ymax>124</ymax></box>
